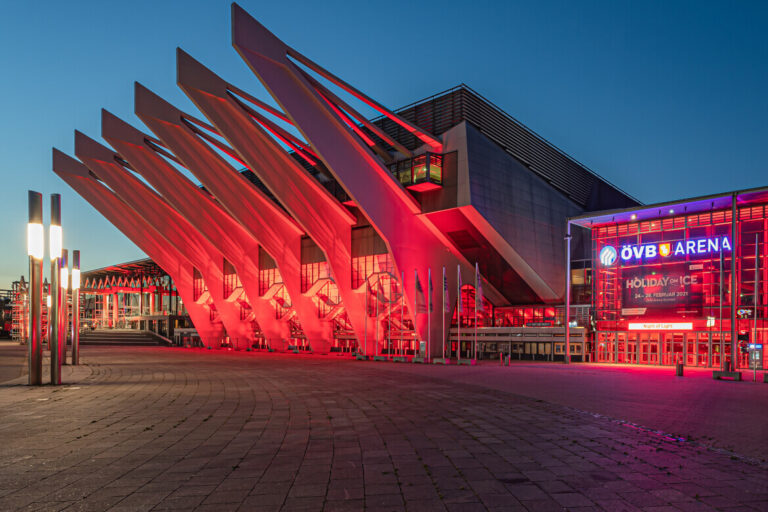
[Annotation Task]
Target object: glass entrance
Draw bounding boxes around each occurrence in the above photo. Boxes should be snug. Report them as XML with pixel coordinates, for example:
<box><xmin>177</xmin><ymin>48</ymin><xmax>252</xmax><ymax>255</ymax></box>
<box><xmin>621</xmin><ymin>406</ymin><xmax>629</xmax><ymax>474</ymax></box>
<box><xmin>596</xmin><ymin>332</ymin><xmax>615</xmax><ymax>362</ymax></box>
<box><xmin>617</xmin><ymin>333</ymin><xmax>627</xmax><ymax>363</ymax></box>
<box><xmin>697</xmin><ymin>332</ymin><xmax>710</xmax><ymax>367</ymax></box>
<box><xmin>649</xmin><ymin>332</ymin><xmax>661</xmax><ymax>364</ymax></box>
<box><xmin>661</xmin><ymin>332</ymin><xmax>685</xmax><ymax>365</ymax></box>
<box><xmin>627</xmin><ymin>332</ymin><xmax>638</xmax><ymax>364</ymax></box>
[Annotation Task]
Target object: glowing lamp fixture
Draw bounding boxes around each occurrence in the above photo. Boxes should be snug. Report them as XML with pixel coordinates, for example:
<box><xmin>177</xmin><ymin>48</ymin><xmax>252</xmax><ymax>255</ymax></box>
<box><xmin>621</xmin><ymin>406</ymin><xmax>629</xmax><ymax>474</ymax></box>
<box><xmin>49</xmin><ymin>225</ymin><xmax>62</xmax><ymax>260</ymax></box>
<box><xmin>47</xmin><ymin>294</ymin><xmax>51</xmax><ymax>308</ymax></box>
<box><xmin>60</xmin><ymin>249</ymin><xmax>69</xmax><ymax>290</ymax></box>
<box><xmin>27</xmin><ymin>223</ymin><xmax>44</xmax><ymax>260</ymax></box>
<box><xmin>50</xmin><ymin>194</ymin><xmax>62</xmax><ymax>260</ymax></box>
<box><xmin>72</xmin><ymin>250</ymin><xmax>81</xmax><ymax>290</ymax></box>
<box><xmin>28</xmin><ymin>191</ymin><xmax>45</xmax><ymax>260</ymax></box>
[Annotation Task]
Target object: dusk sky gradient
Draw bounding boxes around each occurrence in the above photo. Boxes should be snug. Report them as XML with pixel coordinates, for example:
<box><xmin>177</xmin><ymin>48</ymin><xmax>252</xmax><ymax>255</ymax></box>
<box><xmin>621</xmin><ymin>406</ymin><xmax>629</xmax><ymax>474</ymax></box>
<box><xmin>1</xmin><ymin>0</ymin><xmax>766</xmax><ymax>287</ymax></box>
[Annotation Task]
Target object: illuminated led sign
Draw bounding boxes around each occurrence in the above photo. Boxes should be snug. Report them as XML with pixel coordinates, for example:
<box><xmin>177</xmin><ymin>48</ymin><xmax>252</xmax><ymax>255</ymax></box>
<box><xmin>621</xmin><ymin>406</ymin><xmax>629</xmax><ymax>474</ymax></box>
<box><xmin>628</xmin><ymin>322</ymin><xmax>693</xmax><ymax>330</ymax></box>
<box><xmin>601</xmin><ymin>236</ymin><xmax>732</xmax><ymax>265</ymax></box>
<box><xmin>599</xmin><ymin>246</ymin><xmax>617</xmax><ymax>266</ymax></box>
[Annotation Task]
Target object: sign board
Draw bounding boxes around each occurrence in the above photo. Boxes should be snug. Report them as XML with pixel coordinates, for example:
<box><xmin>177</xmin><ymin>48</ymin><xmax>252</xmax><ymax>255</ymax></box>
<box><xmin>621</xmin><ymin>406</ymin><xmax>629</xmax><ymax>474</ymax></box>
<box><xmin>622</xmin><ymin>265</ymin><xmax>702</xmax><ymax>313</ymax></box>
<box><xmin>600</xmin><ymin>236</ymin><xmax>732</xmax><ymax>267</ymax></box>
<box><xmin>621</xmin><ymin>308</ymin><xmax>647</xmax><ymax>316</ymax></box>
<box><xmin>525</xmin><ymin>321</ymin><xmax>553</xmax><ymax>327</ymax></box>
<box><xmin>627</xmin><ymin>322</ymin><xmax>693</xmax><ymax>330</ymax></box>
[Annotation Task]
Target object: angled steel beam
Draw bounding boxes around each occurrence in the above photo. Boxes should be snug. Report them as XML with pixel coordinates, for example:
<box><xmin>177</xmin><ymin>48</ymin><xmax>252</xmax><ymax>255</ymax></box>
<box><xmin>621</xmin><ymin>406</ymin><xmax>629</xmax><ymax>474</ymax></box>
<box><xmin>129</xmin><ymin>86</ymin><xmax>335</xmax><ymax>352</ymax></box>
<box><xmin>176</xmin><ymin>50</ymin><xmax>374</xmax><ymax>349</ymax></box>
<box><xmin>52</xmin><ymin>149</ymin><xmax>223</xmax><ymax>346</ymax></box>
<box><xmin>232</xmin><ymin>7</ymin><xmax>478</xmax><ymax>355</ymax></box>
<box><xmin>100</xmin><ymin>110</ymin><xmax>295</xmax><ymax>349</ymax></box>
<box><xmin>74</xmin><ymin>132</ymin><xmax>254</xmax><ymax>348</ymax></box>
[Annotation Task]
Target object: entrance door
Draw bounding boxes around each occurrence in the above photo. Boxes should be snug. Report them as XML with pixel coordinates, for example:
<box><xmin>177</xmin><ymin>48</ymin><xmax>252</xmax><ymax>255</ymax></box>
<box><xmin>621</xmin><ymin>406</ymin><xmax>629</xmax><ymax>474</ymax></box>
<box><xmin>649</xmin><ymin>332</ymin><xmax>661</xmax><ymax>364</ymax></box>
<box><xmin>627</xmin><ymin>332</ymin><xmax>638</xmax><ymax>364</ymax></box>
<box><xmin>617</xmin><ymin>333</ymin><xmax>627</xmax><ymax>363</ymax></box>
<box><xmin>597</xmin><ymin>332</ymin><xmax>614</xmax><ymax>362</ymax></box>
<box><xmin>662</xmin><ymin>333</ymin><xmax>673</xmax><ymax>365</ymax></box>
<box><xmin>686</xmin><ymin>333</ymin><xmax>696</xmax><ymax>366</ymax></box>
<box><xmin>697</xmin><ymin>332</ymin><xmax>710</xmax><ymax>367</ymax></box>
<box><xmin>672</xmin><ymin>333</ymin><xmax>684</xmax><ymax>365</ymax></box>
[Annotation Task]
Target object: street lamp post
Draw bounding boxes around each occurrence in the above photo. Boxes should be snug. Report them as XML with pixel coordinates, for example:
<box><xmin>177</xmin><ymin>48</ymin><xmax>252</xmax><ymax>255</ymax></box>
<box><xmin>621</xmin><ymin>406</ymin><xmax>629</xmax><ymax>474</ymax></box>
<box><xmin>72</xmin><ymin>250</ymin><xmax>81</xmax><ymax>365</ymax></box>
<box><xmin>50</xmin><ymin>194</ymin><xmax>62</xmax><ymax>385</ymax></box>
<box><xmin>27</xmin><ymin>191</ymin><xmax>44</xmax><ymax>386</ymax></box>
<box><xmin>60</xmin><ymin>249</ymin><xmax>69</xmax><ymax>366</ymax></box>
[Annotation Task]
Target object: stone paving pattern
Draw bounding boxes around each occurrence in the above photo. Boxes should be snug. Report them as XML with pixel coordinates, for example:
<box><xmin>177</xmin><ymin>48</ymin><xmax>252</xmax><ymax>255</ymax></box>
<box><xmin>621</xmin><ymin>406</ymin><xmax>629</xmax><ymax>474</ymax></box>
<box><xmin>0</xmin><ymin>347</ymin><xmax>766</xmax><ymax>511</ymax></box>
<box><xmin>380</xmin><ymin>361</ymin><xmax>768</xmax><ymax>461</ymax></box>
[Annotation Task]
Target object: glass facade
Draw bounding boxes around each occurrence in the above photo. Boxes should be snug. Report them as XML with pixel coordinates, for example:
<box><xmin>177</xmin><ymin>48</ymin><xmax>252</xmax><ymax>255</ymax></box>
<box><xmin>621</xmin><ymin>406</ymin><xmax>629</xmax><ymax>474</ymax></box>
<box><xmin>584</xmin><ymin>199</ymin><xmax>767</xmax><ymax>369</ymax></box>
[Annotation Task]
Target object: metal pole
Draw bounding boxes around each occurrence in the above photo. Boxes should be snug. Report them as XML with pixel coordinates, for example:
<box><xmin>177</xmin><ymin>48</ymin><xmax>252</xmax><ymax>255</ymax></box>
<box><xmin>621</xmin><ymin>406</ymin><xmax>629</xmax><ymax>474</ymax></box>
<box><xmin>60</xmin><ymin>249</ymin><xmax>69</xmax><ymax>365</ymax></box>
<box><xmin>364</xmin><ymin>279</ymin><xmax>367</xmax><ymax>357</ymax></box>
<box><xmin>754</xmin><ymin>234</ymin><xmax>759</xmax><ymax>382</ymax></box>
<box><xmin>388</xmin><ymin>274</ymin><xmax>392</xmax><ymax>357</ymax></box>
<box><xmin>474</xmin><ymin>263</ymin><xmax>478</xmax><ymax>362</ymax></box>
<box><xmin>50</xmin><ymin>194</ymin><xmax>62</xmax><ymax>385</ymax></box>
<box><xmin>72</xmin><ymin>250</ymin><xmax>81</xmax><ymax>365</ymax></box>
<box><xmin>401</xmin><ymin>271</ymin><xmax>404</xmax><ymax>358</ymax></box>
<box><xmin>375</xmin><ymin>277</ymin><xmax>379</xmax><ymax>357</ymax></box>
<box><xmin>720</xmin><ymin>246</ymin><xmax>724</xmax><ymax>370</ymax></box>
<box><xmin>457</xmin><ymin>265</ymin><xmax>461</xmax><ymax>360</ymax></box>
<box><xmin>731</xmin><ymin>194</ymin><xmax>738</xmax><ymax>369</ymax></box>
<box><xmin>565</xmin><ymin>222</ymin><xmax>572</xmax><ymax>364</ymax></box>
<box><xmin>442</xmin><ymin>266</ymin><xmax>446</xmax><ymax>359</ymax></box>
<box><xmin>427</xmin><ymin>267</ymin><xmax>431</xmax><ymax>361</ymax></box>
<box><xmin>27</xmin><ymin>191</ymin><xmax>43</xmax><ymax>385</ymax></box>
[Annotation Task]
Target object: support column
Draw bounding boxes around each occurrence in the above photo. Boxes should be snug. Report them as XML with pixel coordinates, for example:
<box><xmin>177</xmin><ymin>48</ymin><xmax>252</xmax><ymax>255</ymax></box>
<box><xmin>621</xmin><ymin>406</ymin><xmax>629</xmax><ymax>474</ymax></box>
<box><xmin>112</xmin><ymin>292</ymin><xmax>118</xmax><ymax>329</ymax></box>
<box><xmin>75</xmin><ymin>133</ymin><xmax>253</xmax><ymax>348</ymax></box>
<box><xmin>229</xmin><ymin>16</ymin><xmax>483</xmax><ymax>356</ymax></box>
<box><xmin>53</xmin><ymin>149</ymin><xmax>224</xmax><ymax>347</ymax></box>
<box><xmin>176</xmin><ymin>53</ymin><xmax>372</xmax><ymax>349</ymax></box>
<box><xmin>127</xmin><ymin>92</ymin><xmax>335</xmax><ymax>352</ymax></box>
<box><xmin>102</xmin><ymin>111</ymin><xmax>296</xmax><ymax>350</ymax></box>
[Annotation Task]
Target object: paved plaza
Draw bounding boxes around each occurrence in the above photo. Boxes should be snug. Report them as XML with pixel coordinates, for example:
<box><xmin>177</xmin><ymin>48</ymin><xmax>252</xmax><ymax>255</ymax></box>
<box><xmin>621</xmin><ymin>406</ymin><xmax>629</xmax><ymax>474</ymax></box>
<box><xmin>0</xmin><ymin>346</ymin><xmax>766</xmax><ymax>511</ymax></box>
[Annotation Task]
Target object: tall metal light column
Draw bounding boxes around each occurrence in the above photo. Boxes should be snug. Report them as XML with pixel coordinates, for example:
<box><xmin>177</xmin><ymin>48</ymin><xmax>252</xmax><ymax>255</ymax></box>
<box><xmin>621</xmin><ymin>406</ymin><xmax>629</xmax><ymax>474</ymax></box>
<box><xmin>731</xmin><ymin>193</ymin><xmax>738</xmax><ymax>369</ymax></box>
<box><xmin>564</xmin><ymin>221</ymin><xmax>572</xmax><ymax>364</ymax></box>
<box><xmin>60</xmin><ymin>249</ymin><xmax>69</xmax><ymax>366</ymax></box>
<box><xmin>27</xmin><ymin>191</ymin><xmax>44</xmax><ymax>385</ymax></box>
<box><xmin>72</xmin><ymin>250</ymin><xmax>81</xmax><ymax>365</ymax></box>
<box><xmin>50</xmin><ymin>194</ymin><xmax>62</xmax><ymax>385</ymax></box>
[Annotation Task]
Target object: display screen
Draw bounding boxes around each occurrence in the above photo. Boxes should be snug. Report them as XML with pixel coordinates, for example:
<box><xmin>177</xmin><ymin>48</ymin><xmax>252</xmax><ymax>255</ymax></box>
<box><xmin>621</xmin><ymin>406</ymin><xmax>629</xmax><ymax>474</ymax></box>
<box><xmin>621</xmin><ymin>264</ymin><xmax>703</xmax><ymax>315</ymax></box>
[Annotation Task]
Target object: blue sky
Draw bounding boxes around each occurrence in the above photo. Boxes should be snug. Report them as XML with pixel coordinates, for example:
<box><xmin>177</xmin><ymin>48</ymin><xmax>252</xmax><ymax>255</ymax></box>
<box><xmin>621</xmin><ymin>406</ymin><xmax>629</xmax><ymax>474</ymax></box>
<box><xmin>1</xmin><ymin>0</ymin><xmax>767</xmax><ymax>286</ymax></box>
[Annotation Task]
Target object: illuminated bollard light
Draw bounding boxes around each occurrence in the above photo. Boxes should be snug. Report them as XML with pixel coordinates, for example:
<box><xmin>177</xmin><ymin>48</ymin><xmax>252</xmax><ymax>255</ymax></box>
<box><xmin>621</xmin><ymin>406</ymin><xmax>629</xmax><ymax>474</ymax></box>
<box><xmin>72</xmin><ymin>250</ymin><xmax>81</xmax><ymax>365</ymax></box>
<box><xmin>60</xmin><ymin>249</ymin><xmax>69</xmax><ymax>366</ymax></box>
<box><xmin>50</xmin><ymin>194</ymin><xmax>62</xmax><ymax>385</ymax></box>
<box><xmin>27</xmin><ymin>191</ymin><xmax>44</xmax><ymax>385</ymax></box>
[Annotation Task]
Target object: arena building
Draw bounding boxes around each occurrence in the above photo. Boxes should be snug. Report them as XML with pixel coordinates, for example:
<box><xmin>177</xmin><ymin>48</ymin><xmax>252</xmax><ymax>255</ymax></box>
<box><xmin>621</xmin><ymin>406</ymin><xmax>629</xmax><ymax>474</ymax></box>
<box><xmin>56</xmin><ymin>4</ymin><xmax>643</xmax><ymax>360</ymax></box>
<box><xmin>568</xmin><ymin>188</ymin><xmax>766</xmax><ymax>370</ymax></box>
